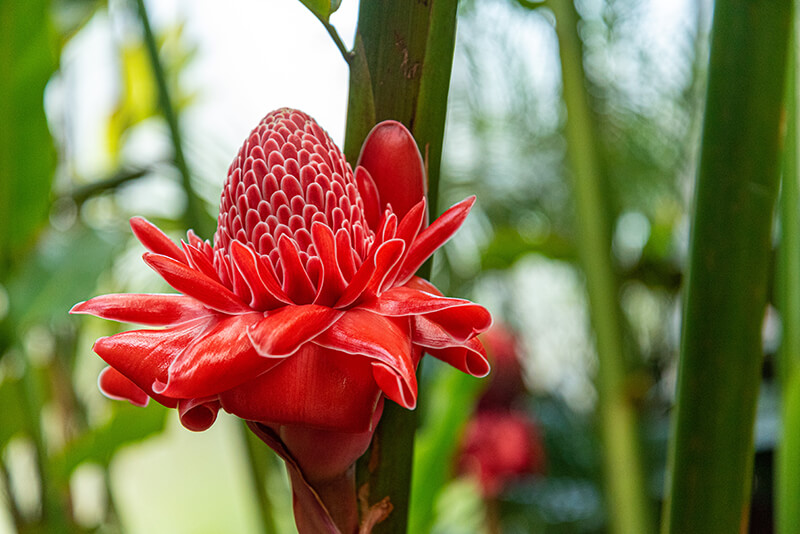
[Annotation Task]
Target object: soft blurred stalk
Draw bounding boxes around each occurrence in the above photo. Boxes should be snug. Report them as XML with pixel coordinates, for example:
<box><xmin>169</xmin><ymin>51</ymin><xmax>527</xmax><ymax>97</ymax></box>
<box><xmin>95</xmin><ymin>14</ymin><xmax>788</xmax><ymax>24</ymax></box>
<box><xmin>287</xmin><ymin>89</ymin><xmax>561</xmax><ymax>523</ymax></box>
<box><xmin>549</xmin><ymin>1</ymin><xmax>653</xmax><ymax>532</ymax></box>
<box><xmin>343</xmin><ymin>0</ymin><xmax>459</xmax><ymax>531</ymax></box>
<box><xmin>662</xmin><ymin>0</ymin><xmax>791</xmax><ymax>532</ymax></box>
<box><xmin>777</xmin><ymin>9</ymin><xmax>800</xmax><ymax>534</ymax></box>
<box><xmin>133</xmin><ymin>0</ymin><xmax>212</xmax><ymax>236</ymax></box>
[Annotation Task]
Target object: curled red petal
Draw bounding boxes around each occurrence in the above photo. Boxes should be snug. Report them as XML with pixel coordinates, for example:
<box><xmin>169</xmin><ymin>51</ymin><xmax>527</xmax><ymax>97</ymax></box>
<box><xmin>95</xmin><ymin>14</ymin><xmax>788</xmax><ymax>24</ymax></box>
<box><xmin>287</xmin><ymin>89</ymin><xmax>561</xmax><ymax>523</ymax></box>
<box><xmin>221</xmin><ymin>344</ymin><xmax>382</xmax><ymax>432</ymax></box>
<box><xmin>356</xmin><ymin>120</ymin><xmax>426</xmax><ymax>221</ymax></box>
<box><xmin>130</xmin><ymin>217</ymin><xmax>187</xmax><ymax>263</ymax></box>
<box><xmin>93</xmin><ymin>318</ymin><xmax>212</xmax><ymax>401</ymax></box>
<box><xmin>247</xmin><ymin>305</ymin><xmax>343</xmax><ymax>357</ymax></box>
<box><xmin>160</xmin><ymin>312</ymin><xmax>279</xmax><ymax>398</ymax></box>
<box><xmin>358</xmin><ymin>286</ymin><xmax>486</xmax><ymax>318</ymax></box>
<box><xmin>98</xmin><ymin>366</ymin><xmax>150</xmax><ymax>407</ymax></box>
<box><xmin>431</xmin><ymin>337</ymin><xmax>491</xmax><ymax>377</ymax></box>
<box><xmin>178</xmin><ymin>396</ymin><xmax>221</xmax><ymax>432</ymax></box>
<box><xmin>143</xmin><ymin>252</ymin><xmax>249</xmax><ymax>314</ymax></box>
<box><xmin>313</xmin><ymin>310</ymin><xmax>417</xmax><ymax>409</ymax></box>
<box><xmin>70</xmin><ymin>294</ymin><xmax>212</xmax><ymax>326</ymax></box>
<box><xmin>423</xmin><ymin>304</ymin><xmax>492</xmax><ymax>342</ymax></box>
<box><xmin>396</xmin><ymin>196</ymin><xmax>476</xmax><ymax>285</ymax></box>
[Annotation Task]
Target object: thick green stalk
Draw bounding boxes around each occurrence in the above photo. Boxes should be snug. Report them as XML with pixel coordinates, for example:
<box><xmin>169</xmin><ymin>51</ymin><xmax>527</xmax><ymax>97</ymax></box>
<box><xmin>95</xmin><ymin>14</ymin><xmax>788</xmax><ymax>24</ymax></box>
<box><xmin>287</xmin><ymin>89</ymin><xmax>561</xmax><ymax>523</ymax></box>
<box><xmin>344</xmin><ymin>1</ymin><xmax>458</xmax><ymax>532</ymax></box>
<box><xmin>549</xmin><ymin>2</ymin><xmax>653</xmax><ymax>533</ymax></box>
<box><xmin>134</xmin><ymin>0</ymin><xmax>211</xmax><ymax>237</ymax></box>
<box><xmin>662</xmin><ymin>0</ymin><xmax>792</xmax><ymax>532</ymax></box>
<box><xmin>777</xmin><ymin>14</ymin><xmax>800</xmax><ymax>534</ymax></box>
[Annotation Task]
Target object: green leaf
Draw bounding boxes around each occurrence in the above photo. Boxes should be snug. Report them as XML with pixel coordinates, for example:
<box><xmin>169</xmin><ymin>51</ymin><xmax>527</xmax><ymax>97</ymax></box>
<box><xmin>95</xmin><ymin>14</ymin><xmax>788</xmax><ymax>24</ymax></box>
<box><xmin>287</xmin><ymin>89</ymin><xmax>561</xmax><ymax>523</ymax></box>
<box><xmin>298</xmin><ymin>0</ymin><xmax>335</xmax><ymax>22</ymax></box>
<box><xmin>0</xmin><ymin>0</ymin><xmax>58</xmax><ymax>276</ymax></box>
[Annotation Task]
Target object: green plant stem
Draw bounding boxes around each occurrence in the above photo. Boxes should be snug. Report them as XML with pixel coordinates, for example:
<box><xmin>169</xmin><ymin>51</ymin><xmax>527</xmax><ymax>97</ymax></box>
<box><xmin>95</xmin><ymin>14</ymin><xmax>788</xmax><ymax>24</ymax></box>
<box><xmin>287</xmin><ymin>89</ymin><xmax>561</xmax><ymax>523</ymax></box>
<box><xmin>549</xmin><ymin>1</ymin><xmax>653</xmax><ymax>533</ymax></box>
<box><xmin>777</xmin><ymin>13</ymin><xmax>800</xmax><ymax>534</ymax></box>
<box><xmin>344</xmin><ymin>1</ymin><xmax>459</xmax><ymax>532</ymax></box>
<box><xmin>133</xmin><ymin>0</ymin><xmax>211</xmax><ymax>236</ymax></box>
<box><xmin>241</xmin><ymin>421</ymin><xmax>279</xmax><ymax>534</ymax></box>
<box><xmin>662</xmin><ymin>0</ymin><xmax>792</xmax><ymax>532</ymax></box>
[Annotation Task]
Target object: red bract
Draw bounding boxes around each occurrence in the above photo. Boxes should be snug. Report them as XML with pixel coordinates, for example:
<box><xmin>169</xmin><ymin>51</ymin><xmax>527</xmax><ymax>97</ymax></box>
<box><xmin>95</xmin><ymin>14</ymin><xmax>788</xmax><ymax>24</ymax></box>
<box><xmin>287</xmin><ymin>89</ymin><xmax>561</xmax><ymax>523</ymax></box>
<box><xmin>459</xmin><ymin>410</ymin><xmax>545</xmax><ymax>498</ymax></box>
<box><xmin>71</xmin><ymin>108</ymin><xmax>491</xmax><ymax>532</ymax></box>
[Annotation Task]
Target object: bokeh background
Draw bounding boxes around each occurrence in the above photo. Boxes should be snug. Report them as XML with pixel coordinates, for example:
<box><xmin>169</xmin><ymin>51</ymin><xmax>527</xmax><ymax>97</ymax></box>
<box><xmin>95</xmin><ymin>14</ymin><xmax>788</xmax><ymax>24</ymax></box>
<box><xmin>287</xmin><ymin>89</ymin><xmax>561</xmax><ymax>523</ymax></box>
<box><xmin>3</xmin><ymin>0</ymin><xmax>768</xmax><ymax>533</ymax></box>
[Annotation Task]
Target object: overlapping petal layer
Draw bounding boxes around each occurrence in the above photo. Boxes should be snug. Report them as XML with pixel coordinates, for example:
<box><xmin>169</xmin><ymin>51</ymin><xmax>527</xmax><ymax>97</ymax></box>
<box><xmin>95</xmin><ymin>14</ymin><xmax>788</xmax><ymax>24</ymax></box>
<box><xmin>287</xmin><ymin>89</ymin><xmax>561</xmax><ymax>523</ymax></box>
<box><xmin>72</xmin><ymin>108</ymin><xmax>491</xmax><ymax>436</ymax></box>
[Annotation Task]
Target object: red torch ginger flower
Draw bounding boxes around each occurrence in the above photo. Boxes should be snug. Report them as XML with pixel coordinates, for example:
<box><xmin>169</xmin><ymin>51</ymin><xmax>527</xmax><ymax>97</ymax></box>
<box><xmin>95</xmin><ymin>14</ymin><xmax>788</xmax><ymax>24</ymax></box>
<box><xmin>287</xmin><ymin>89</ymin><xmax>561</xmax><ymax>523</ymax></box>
<box><xmin>71</xmin><ymin>108</ymin><xmax>491</xmax><ymax>532</ymax></box>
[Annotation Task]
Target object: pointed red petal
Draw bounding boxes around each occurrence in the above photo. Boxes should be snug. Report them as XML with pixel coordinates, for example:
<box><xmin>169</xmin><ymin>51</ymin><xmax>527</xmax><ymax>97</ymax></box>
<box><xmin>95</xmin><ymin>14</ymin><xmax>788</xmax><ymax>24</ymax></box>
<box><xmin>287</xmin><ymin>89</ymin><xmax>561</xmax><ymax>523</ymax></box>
<box><xmin>380</xmin><ymin>199</ymin><xmax>427</xmax><ymax>291</ymax></box>
<box><xmin>178</xmin><ymin>397</ymin><xmax>221</xmax><ymax>432</ymax></box>
<box><xmin>159</xmin><ymin>312</ymin><xmax>279</xmax><ymax>398</ymax></box>
<box><xmin>247</xmin><ymin>305</ymin><xmax>343</xmax><ymax>357</ymax></box>
<box><xmin>354</xmin><ymin>166</ymin><xmax>380</xmax><ymax>231</ymax></box>
<box><xmin>182</xmin><ymin>241</ymin><xmax>222</xmax><ymax>281</ymax></box>
<box><xmin>356</xmin><ymin>121</ymin><xmax>426</xmax><ymax>221</ymax></box>
<box><xmin>334</xmin><ymin>239</ymin><xmax>405</xmax><ymax>308</ymax></box>
<box><xmin>143</xmin><ymin>253</ymin><xmax>249</xmax><ymax>314</ymax></box>
<box><xmin>230</xmin><ymin>240</ymin><xmax>290</xmax><ymax>310</ymax></box>
<box><xmin>98</xmin><ymin>366</ymin><xmax>150</xmax><ymax>407</ymax></box>
<box><xmin>311</xmin><ymin>222</ymin><xmax>347</xmax><ymax>306</ymax></box>
<box><xmin>423</xmin><ymin>337</ymin><xmax>491</xmax><ymax>378</ymax></box>
<box><xmin>130</xmin><ymin>217</ymin><xmax>187</xmax><ymax>263</ymax></box>
<box><xmin>71</xmin><ymin>294</ymin><xmax>212</xmax><ymax>326</ymax></box>
<box><xmin>335</xmin><ymin>228</ymin><xmax>356</xmax><ymax>281</ymax></box>
<box><xmin>365</xmin><ymin>238</ymin><xmax>406</xmax><ymax>295</ymax></box>
<box><xmin>93</xmin><ymin>318</ymin><xmax>212</xmax><ymax>401</ymax></box>
<box><xmin>396</xmin><ymin>196</ymin><xmax>476</xmax><ymax>284</ymax></box>
<box><xmin>222</xmin><ymin>344</ymin><xmax>382</xmax><ymax>432</ymax></box>
<box><xmin>277</xmin><ymin>235</ymin><xmax>317</xmax><ymax>304</ymax></box>
<box><xmin>313</xmin><ymin>310</ymin><xmax>417</xmax><ymax>409</ymax></box>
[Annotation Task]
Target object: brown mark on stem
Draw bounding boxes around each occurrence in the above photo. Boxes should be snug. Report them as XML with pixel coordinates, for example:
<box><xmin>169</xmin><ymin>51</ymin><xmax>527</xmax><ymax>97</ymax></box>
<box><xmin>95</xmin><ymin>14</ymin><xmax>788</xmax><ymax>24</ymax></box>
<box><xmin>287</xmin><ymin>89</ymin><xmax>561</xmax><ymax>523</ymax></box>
<box><xmin>394</xmin><ymin>32</ymin><xmax>421</xmax><ymax>80</ymax></box>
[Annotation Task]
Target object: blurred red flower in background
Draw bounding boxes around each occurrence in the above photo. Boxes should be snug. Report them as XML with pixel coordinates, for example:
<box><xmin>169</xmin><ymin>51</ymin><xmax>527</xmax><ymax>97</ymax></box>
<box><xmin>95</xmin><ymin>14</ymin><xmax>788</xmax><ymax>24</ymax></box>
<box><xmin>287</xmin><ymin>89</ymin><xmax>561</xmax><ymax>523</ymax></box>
<box><xmin>459</xmin><ymin>324</ymin><xmax>545</xmax><ymax>499</ymax></box>
<box><xmin>460</xmin><ymin>410</ymin><xmax>545</xmax><ymax>498</ymax></box>
<box><xmin>72</xmin><ymin>108</ymin><xmax>491</xmax><ymax>532</ymax></box>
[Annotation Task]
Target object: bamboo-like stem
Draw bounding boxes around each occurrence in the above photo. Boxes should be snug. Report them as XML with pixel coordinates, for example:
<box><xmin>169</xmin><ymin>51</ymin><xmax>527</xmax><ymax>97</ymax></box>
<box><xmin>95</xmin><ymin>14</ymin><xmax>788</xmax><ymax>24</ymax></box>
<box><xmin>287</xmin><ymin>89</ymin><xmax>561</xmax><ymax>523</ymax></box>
<box><xmin>344</xmin><ymin>1</ymin><xmax>459</xmax><ymax>532</ymax></box>
<box><xmin>662</xmin><ymin>0</ymin><xmax>792</xmax><ymax>532</ymax></box>
<box><xmin>549</xmin><ymin>1</ymin><xmax>653</xmax><ymax>533</ymax></box>
<box><xmin>776</xmin><ymin>13</ymin><xmax>800</xmax><ymax>534</ymax></box>
<box><xmin>133</xmin><ymin>0</ymin><xmax>211</xmax><ymax>237</ymax></box>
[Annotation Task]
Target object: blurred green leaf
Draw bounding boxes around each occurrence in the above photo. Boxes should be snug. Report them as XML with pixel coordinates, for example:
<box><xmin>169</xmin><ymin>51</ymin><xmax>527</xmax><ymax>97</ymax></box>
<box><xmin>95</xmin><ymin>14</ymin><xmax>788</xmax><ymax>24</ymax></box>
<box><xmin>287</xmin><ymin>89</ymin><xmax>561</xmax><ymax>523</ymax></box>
<box><xmin>7</xmin><ymin>225</ymin><xmax>121</xmax><ymax>327</ymax></box>
<box><xmin>481</xmin><ymin>225</ymin><xmax>575</xmax><ymax>270</ymax></box>
<box><xmin>0</xmin><ymin>375</ymin><xmax>27</xmax><ymax>448</ymax></box>
<box><xmin>0</xmin><ymin>0</ymin><xmax>58</xmax><ymax>275</ymax></box>
<box><xmin>106</xmin><ymin>23</ymin><xmax>198</xmax><ymax>164</ymax></box>
<box><xmin>53</xmin><ymin>402</ymin><xmax>169</xmax><ymax>482</ymax></box>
